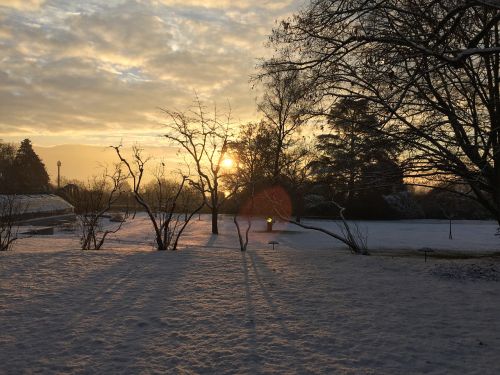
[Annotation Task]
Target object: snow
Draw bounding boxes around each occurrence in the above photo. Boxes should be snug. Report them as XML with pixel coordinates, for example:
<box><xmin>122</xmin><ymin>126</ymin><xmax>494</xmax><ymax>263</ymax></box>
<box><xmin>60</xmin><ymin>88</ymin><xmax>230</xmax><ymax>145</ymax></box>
<box><xmin>1</xmin><ymin>215</ymin><xmax>499</xmax><ymax>374</ymax></box>
<box><xmin>0</xmin><ymin>194</ymin><xmax>74</xmax><ymax>215</ymax></box>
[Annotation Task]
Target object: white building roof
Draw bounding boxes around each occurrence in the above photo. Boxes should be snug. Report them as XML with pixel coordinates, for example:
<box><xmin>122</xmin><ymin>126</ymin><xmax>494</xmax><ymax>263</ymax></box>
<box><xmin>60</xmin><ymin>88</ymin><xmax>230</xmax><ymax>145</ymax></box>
<box><xmin>0</xmin><ymin>194</ymin><xmax>74</xmax><ymax>214</ymax></box>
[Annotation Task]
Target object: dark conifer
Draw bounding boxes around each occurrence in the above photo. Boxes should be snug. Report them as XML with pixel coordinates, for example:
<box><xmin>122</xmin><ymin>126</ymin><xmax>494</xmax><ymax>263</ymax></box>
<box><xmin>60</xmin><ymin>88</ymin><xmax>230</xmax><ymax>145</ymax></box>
<box><xmin>11</xmin><ymin>139</ymin><xmax>50</xmax><ymax>194</ymax></box>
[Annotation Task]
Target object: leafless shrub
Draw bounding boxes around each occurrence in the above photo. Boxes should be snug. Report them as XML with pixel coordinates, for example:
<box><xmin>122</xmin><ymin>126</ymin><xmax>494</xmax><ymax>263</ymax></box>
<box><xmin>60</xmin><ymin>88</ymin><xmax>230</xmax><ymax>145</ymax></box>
<box><xmin>331</xmin><ymin>201</ymin><xmax>368</xmax><ymax>254</ymax></box>
<box><xmin>67</xmin><ymin>166</ymin><xmax>128</xmax><ymax>250</ymax></box>
<box><xmin>233</xmin><ymin>185</ymin><xmax>254</xmax><ymax>252</ymax></box>
<box><xmin>0</xmin><ymin>195</ymin><xmax>22</xmax><ymax>251</ymax></box>
<box><xmin>113</xmin><ymin>145</ymin><xmax>205</xmax><ymax>250</ymax></box>
<box><xmin>267</xmin><ymin>190</ymin><xmax>368</xmax><ymax>254</ymax></box>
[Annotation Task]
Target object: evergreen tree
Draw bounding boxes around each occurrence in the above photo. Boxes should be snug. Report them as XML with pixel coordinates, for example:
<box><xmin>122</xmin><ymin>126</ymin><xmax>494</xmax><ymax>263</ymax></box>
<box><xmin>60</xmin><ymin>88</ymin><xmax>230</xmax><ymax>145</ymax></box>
<box><xmin>312</xmin><ymin>98</ymin><xmax>404</xmax><ymax>212</ymax></box>
<box><xmin>11</xmin><ymin>139</ymin><xmax>50</xmax><ymax>194</ymax></box>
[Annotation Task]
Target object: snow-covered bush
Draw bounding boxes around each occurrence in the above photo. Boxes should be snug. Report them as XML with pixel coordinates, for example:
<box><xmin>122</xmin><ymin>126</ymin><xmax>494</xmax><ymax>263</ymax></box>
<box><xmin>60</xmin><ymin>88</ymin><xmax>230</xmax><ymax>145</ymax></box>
<box><xmin>384</xmin><ymin>191</ymin><xmax>424</xmax><ymax>219</ymax></box>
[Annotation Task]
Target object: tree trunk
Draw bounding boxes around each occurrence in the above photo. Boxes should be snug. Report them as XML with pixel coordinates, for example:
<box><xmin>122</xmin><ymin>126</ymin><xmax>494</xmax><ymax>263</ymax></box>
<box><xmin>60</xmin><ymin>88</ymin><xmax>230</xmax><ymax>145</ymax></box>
<box><xmin>211</xmin><ymin>205</ymin><xmax>219</xmax><ymax>234</ymax></box>
<box><xmin>494</xmin><ymin>152</ymin><xmax>500</xmax><ymax>227</ymax></box>
<box><xmin>495</xmin><ymin>181</ymin><xmax>500</xmax><ymax>228</ymax></box>
<box><xmin>273</xmin><ymin>136</ymin><xmax>283</xmax><ymax>180</ymax></box>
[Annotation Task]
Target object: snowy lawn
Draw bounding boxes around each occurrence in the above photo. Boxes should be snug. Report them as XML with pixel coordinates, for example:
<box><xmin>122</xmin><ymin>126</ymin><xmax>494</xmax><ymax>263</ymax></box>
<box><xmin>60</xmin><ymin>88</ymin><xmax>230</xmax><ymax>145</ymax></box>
<box><xmin>1</xmin><ymin>216</ymin><xmax>499</xmax><ymax>374</ymax></box>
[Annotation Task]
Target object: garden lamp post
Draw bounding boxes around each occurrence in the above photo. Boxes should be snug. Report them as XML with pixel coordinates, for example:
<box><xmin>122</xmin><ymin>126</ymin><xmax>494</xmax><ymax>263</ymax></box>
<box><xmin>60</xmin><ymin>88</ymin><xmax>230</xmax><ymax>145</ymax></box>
<box><xmin>267</xmin><ymin>217</ymin><xmax>273</xmax><ymax>232</ymax></box>
<box><xmin>57</xmin><ymin>160</ymin><xmax>61</xmax><ymax>189</ymax></box>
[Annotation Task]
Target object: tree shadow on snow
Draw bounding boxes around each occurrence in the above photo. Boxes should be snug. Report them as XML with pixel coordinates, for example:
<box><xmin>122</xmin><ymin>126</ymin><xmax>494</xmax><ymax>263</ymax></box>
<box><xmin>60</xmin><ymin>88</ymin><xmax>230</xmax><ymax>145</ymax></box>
<box><xmin>241</xmin><ymin>250</ymin><xmax>309</xmax><ymax>373</ymax></box>
<box><xmin>0</xmin><ymin>251</ymin><xmax>194</xmax><ymax>373</ymax></box>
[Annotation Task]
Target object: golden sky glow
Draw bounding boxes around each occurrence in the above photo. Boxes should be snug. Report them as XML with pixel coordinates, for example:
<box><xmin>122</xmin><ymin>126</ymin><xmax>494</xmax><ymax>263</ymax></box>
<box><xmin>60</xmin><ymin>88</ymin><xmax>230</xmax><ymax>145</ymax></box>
<box><xmin>0</xmin><ymin>0</ymin><xmax>303</xmax><ymax>149</ymax></box>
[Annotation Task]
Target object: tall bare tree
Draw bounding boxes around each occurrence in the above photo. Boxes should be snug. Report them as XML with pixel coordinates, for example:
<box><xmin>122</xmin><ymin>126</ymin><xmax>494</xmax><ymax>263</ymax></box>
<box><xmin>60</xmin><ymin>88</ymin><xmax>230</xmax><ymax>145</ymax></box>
<box><xmin>263</xmin><ymin>0</ymin><xmax>500</xmax><ymax>226</ymax></box>
<box><xmin>229</xmin><ymin>121</ymin><xmax>313</xmax><ymax>222</ymax></box>
<box><xmin>257</xmin><ymin>69</ymin><xmax>312</xmax><ymax>179</ymax></box>
<box><xmin>160</xmin><ymin>99</ymin><xmax>238</xmax><ymax>234</ymax></box>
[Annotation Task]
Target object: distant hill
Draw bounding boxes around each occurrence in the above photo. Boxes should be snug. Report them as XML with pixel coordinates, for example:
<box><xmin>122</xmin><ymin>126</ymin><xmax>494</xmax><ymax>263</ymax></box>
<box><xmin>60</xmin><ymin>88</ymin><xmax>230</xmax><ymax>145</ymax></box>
<box><xmin>34</xmin><ymin>144</ymin><xmax>182</xmax><ymax>184</ymax></box>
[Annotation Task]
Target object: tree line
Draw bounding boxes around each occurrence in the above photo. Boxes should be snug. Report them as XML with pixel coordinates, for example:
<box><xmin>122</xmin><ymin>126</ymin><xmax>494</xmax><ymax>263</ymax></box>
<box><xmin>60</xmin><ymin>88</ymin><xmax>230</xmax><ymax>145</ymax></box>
<box><xmin>259</xmin><ymin>0</ymin><xmax>500</xmax><ymax>226</ymax></box>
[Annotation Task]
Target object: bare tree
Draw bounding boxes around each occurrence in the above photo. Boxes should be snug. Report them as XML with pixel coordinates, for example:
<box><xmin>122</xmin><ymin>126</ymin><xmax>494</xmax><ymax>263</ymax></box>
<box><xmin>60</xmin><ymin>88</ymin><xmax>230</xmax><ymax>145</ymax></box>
<box><xmin>0</xmin><ymin>195</ymin><xmax>21</xmax><ymax>251</ymax></box>
<box><xmin>67</xmin><ymin>166</ymin><xmax>128</xmax><ymax>250</ymax></box>
<box><xmin>230</xmin><ymin>120</ymin><xmax>313</xmax><ymax>223</ymax></box>
<box><xmin>281</xmin><ymin>143</ymin><xmax>315</xmax><ymax>223</ymax></box>
<box><xmin>160</xmin><ymin>98</ymin><xmax>238</xmax><ymax>234</ymax></box>
<box><xmin>228</xmin><ymin>121</ymin><xmax>358</xmax><ymax>251</ymax></box>
<box><xmin>256</xmin><ymin>69</ymin><xmax>312</xmax><ymax>179</ymax></box>
<box><xmin>253</xmin><ymin>70</ymin><xmax>315</xmax><ymax>223</ymax></box>
<box><xmin>227</xmin><ymin>123</ymin><xmax>265</xmax><ymax>251</ymax></box>
<box><xmin>233</xmin><ymin>201</ymin><xmax>253</xmax><ymax>252</ymax></box>
<box><xmin>263</xmin><ymin>0</ymin><xmax>500</xmax><ymax>226</ymax></box>
<box><xmin>113</xmin><ymin>145</ymin><xmax>204</xmax><ymax>250</ymax></box>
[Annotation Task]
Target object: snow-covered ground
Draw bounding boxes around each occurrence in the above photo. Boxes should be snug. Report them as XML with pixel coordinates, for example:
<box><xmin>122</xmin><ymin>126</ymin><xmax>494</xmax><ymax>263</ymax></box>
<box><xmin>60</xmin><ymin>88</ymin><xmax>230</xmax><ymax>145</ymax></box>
<box><xmin>1</xmin><ymin>215</ymin><xmax>499</xmax><ymax>374</ymax></box>
<box><xmin>18</xmin><ymin>214</ymin><xmax>499</xmax><ymax>254</ymax></box>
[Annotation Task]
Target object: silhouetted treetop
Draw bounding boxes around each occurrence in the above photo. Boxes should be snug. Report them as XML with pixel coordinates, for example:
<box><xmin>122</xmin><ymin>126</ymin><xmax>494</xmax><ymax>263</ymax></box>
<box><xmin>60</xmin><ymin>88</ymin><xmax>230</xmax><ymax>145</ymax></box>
<box><xmin>11</xmin><ymin>139</ymin><xmax>50</xmax><ymax>194</ymax></box>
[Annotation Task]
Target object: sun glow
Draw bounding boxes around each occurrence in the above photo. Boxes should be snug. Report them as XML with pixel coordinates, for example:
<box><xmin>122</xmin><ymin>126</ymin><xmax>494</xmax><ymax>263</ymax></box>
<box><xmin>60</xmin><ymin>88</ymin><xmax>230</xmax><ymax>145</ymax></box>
<box><xmin>221</xmin><ymin>157</ymin><xmax>234</xmax><ymax>169</ymax></box>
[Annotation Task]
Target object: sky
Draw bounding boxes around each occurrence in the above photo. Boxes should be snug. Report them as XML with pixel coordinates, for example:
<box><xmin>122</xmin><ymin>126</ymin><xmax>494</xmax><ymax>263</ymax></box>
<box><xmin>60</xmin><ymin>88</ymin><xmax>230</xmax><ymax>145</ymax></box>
<box><xmin>0</xmin><ymin>0</ymin><xmax>303</xmax><ymax>147</ymax></box>
<box><xmin>0</xmin><ymin>0</ymin><xmax>304</xmax><ymax>182</ymax></box>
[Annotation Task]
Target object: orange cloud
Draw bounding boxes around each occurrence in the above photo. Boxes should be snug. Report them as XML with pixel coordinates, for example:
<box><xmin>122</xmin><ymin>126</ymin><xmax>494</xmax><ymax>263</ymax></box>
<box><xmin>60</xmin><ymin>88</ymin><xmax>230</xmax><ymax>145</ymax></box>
<box><xmin>0</xmin><ymin>0</ymin><xmax>45</xmax><ymax>10</ymax></box>
<box><xmin>0</xmin><ymin>0</ymin><xmax>301</xmax><ymax>147</ymax></box>
<box><xmin>155</xmin><ymin>0</ymin><xmax>293</xmax><ymax>10</ymax></box>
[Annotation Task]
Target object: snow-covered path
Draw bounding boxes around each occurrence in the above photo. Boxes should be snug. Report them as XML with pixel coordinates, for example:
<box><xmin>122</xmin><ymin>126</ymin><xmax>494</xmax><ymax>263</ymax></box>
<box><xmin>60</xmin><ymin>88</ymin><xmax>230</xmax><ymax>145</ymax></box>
<box><xmin>1</xmin><ymin>216</ymin><xmax>499</xmax><ymax>374</ymax></box>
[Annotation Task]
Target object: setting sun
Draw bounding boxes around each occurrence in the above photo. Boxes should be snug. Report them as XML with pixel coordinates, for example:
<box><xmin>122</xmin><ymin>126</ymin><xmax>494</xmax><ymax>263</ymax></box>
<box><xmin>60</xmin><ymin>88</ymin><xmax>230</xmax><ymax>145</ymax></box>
<box><xmin>221</xmin><ymin>157</ymin><xmax>234</xmax><ymax>169</ymax></box>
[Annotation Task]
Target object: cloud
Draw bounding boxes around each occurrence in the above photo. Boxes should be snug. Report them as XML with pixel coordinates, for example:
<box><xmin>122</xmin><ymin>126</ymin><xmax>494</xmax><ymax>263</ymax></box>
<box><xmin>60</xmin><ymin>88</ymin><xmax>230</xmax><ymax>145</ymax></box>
<box><xmin>0</xmin><ymin>0</ymin><xmax>45</xmax><ymax>11</ymax></box>
<box><xmin>155</xmin><ymin>0</ymin><xmax>295</xmax><ymax>10</ymax></box>
<box><xmin>0</xmin><ymin>0</ymin><xmax>302</xmax><ymax>146</ymax></box>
